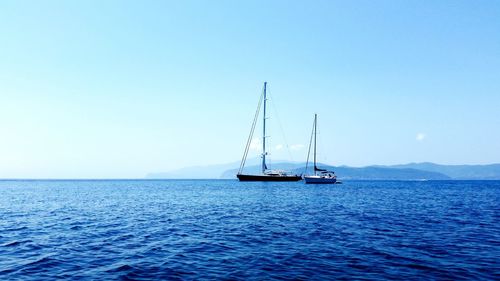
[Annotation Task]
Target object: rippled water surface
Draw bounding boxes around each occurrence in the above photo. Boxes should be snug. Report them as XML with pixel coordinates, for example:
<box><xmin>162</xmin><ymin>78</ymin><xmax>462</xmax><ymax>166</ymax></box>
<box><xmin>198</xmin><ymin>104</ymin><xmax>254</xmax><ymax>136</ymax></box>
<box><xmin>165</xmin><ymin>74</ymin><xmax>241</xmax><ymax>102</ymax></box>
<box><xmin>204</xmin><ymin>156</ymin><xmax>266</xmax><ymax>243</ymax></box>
<box><xmin>0</xmin><ymin>180</ymin><xmax>499</xmax><ymax>280</ymax></box>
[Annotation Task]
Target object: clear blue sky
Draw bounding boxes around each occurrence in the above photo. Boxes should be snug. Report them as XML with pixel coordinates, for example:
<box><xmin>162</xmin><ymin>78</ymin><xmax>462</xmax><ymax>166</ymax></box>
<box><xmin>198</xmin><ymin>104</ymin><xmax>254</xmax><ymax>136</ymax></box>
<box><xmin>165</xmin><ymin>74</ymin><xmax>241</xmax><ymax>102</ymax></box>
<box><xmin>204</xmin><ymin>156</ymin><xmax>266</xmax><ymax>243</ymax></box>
<box><xmin>1</xmin><ymin>0</ymin><xmax>499</xmax><ymax>178</ymax></box>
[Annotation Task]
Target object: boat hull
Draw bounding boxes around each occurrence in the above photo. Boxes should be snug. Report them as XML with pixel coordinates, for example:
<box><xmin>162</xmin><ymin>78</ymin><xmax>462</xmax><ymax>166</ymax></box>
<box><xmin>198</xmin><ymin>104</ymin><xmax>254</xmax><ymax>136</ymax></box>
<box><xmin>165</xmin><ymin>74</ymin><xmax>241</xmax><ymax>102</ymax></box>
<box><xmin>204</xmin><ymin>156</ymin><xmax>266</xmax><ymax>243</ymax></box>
<box><xmin>237</xmin><ymin>174</ymin><xmax>302</xmax><ymax>182</ymax></box>
<box><xmin>304</xmin><ymin>176</ymin><xmax>337</xmax><ymax>184</ymax></box>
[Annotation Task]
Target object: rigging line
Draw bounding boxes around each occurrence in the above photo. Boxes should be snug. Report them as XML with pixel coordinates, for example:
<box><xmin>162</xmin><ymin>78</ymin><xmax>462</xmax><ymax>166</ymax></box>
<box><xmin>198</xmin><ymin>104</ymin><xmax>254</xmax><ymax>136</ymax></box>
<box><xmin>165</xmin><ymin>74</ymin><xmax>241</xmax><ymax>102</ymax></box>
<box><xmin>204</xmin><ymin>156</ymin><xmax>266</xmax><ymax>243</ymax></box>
<box><xmin>304</xmin><ymin>115</ymin><xmax>315</xmax><ymax>175</ymax></box>
<box><xmin>268</xmin><ymin>87</ymin><xmax>294</xmax><ymax>162</ymax></box>
<box><xmin>238</xmin><ymin>87</ymin><xmax>264</xmax><ymax>174</ymax></box>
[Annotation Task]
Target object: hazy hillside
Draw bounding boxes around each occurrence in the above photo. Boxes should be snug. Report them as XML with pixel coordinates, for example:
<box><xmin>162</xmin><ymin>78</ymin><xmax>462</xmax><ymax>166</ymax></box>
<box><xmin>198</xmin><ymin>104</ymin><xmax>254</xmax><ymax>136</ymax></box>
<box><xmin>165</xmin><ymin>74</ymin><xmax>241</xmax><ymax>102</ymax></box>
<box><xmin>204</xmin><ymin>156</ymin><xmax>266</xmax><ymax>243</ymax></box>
<box><xmin>148</xmin><ymin>161</ymin><xmax>500</xmax><ymax>180</ymax></box>
<box><xmin>222</xmin><ymin>164</ymin><xmax>450</xmax><ymax>180</ymax></box>
<box><xmin>388</xmin><ymin>162</ymin><xmax>500</xmax><ymax>180</ymax></box>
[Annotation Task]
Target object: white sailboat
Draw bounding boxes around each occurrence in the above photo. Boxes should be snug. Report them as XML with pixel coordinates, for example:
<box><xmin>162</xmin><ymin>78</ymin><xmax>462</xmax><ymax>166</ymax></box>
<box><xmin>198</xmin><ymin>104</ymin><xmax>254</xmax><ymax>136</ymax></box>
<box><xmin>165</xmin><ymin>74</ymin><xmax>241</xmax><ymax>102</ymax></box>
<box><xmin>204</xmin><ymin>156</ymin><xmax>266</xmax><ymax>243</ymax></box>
<box><xmin>304</xmin><ymin>114</ymin><xmax>338</xmax><ymax>184</ymax></box>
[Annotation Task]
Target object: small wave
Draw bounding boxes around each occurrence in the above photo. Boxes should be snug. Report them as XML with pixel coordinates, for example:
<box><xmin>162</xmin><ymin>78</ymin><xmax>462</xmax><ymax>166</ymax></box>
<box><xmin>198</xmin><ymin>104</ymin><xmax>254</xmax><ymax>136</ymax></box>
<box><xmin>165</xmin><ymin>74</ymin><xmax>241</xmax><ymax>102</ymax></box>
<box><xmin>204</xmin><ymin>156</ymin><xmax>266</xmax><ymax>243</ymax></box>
<box><xmin>1</xmin><ymin>239</ymin><xmax>32</xmax><ymax>247</ymax></box>
<box><xmin>106</xmin><ymin>264</ymin><xmax>135</xmax><ymax>273</ymax></box>
<box><xmin>15</xmin><ymin>254</ymin><xmax>61</xmax><ymax>273</ymax></box>
<box><xmin>405</xmin><ymin>263</ymin><xmax>437</xmax><ymax>271</ymax></box>
<box><xmin>5</xmin><ymin>226</ymin><xmax>28</xmax><ymax>232</ymax></box>
<box><xmin>25</xmin><ymin>255</ymin><xmax>55</xmax><ymax>267</ymax></box>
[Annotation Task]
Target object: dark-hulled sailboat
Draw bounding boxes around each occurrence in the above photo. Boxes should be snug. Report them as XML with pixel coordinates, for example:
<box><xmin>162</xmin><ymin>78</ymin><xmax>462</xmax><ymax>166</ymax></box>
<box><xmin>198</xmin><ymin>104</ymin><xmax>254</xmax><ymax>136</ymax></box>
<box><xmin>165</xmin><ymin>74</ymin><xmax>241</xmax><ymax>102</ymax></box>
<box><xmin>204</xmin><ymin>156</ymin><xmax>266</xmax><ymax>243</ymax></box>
<box><xmin>237</xmin><ymin>82</ymin><xmax>301</xmax><ymax>182</ymax></box>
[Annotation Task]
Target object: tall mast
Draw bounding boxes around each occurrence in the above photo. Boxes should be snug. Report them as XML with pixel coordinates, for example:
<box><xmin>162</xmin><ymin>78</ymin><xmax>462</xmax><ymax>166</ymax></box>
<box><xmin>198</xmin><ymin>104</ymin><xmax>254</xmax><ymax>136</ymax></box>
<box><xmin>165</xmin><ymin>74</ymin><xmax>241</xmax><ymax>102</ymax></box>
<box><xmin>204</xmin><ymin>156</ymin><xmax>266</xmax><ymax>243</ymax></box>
<box><xmin>262</xmin><ymin>82</ymin><xmax>267</xmax><ymax>174</ymax></box>
<box><xmin>314</xmin><ymin>113</ymin><xmax>317</xmax><ymax>176</ymax></box>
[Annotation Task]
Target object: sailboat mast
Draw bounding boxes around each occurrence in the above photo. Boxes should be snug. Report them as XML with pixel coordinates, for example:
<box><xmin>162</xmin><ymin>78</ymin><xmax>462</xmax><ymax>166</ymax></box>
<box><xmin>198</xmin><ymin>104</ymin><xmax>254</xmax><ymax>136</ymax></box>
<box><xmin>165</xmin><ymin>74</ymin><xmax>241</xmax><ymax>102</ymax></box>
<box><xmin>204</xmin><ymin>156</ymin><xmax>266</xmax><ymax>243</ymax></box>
<box><xmin>314</xmin><ymin>113</ymin><xmax>317</xmax><ymax>176</ymax></box>
<box><xmin>262</xmin><ymin>82</ymin><xmax>267</xmax><ymax>174</ymax></box>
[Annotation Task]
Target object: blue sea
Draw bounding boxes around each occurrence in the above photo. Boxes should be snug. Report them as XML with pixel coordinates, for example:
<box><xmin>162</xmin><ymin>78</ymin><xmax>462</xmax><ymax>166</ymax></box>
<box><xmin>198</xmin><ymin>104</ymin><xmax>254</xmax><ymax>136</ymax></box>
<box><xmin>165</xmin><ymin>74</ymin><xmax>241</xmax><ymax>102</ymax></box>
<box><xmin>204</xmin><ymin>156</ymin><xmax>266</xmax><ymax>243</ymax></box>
<box><xmin>0</xmin><ymin>180</ymin><xmax>498</xmax><ymax>280</ymax></box>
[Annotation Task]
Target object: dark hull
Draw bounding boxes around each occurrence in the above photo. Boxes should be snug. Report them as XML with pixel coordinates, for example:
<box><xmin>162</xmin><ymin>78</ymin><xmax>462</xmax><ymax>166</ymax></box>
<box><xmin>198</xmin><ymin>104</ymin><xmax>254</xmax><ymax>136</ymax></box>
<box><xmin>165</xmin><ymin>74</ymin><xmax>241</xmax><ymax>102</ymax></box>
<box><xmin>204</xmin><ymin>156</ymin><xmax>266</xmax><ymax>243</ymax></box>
<box><xmin>237</xmin><ymin>174</ymin><xmax>302</xmax><ymax>182</ymax></box>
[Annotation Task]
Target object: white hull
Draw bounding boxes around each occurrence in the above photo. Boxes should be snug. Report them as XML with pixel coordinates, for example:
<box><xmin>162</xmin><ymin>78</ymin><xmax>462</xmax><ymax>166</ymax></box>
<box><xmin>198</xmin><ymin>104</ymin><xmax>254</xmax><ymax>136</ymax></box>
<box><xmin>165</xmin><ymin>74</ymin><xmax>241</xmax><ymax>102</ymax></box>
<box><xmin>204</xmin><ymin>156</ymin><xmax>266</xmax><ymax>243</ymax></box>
<box><xmin>304</xmin><ymin>176</ymin><xmax>337</xmax><ymax>184</ymax></box>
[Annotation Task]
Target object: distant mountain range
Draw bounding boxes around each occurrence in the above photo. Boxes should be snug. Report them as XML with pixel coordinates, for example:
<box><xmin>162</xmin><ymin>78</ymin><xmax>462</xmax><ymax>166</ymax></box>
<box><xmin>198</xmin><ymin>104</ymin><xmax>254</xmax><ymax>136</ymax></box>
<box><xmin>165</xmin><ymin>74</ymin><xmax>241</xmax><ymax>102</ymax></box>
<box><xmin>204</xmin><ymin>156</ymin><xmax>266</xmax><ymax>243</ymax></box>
<box><xmin>386</xmin><ymin>162</ymin><xmax>500</xmax><ymax>180</ymax></box>
<box><xmin>146</xmin><ymin>160</ymin><xmax>500</xmax><ymax>180</ymax></box>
